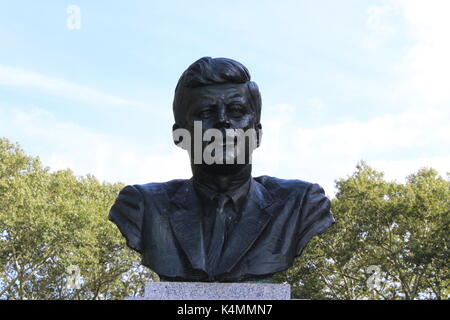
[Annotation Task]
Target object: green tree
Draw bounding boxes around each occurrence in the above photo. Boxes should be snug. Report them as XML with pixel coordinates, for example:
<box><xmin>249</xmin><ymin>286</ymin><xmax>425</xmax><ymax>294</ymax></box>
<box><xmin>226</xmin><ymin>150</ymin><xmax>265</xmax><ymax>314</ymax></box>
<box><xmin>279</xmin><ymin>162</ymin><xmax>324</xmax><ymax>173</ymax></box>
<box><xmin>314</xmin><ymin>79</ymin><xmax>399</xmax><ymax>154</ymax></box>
<box><xmin>2</xmin><ymin>138</ymin><xmax>448</xmax><ymax>300</ymax></box>
<box><xmin>0</xmin><ymin>138</ymin><xmax>156</xmax><ymax>299</ymax></box>
<box><xmin>275</xmin><ymin>162</ymin><xmax>449</xmax><ymax>300</ymax></box>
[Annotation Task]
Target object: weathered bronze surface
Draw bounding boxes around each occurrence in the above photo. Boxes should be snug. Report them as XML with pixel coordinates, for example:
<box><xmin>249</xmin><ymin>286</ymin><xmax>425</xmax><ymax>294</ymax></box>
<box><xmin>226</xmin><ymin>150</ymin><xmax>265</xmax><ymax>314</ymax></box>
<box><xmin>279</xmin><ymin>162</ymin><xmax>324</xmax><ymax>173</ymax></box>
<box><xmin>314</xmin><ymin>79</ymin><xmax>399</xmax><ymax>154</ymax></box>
<box><xmin>109</xmin><ymin>57</ymin><xmax>335</xmax><ymax>282</ymax></box>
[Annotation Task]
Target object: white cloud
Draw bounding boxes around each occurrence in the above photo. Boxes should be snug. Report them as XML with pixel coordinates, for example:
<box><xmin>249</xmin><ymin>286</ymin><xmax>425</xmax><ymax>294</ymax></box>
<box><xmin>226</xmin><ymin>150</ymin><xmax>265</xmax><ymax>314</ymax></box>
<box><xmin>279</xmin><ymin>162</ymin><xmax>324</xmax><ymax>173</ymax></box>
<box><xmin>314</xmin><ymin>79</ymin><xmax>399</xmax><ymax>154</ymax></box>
<box><xmin>0</xmin><ymin>65</ymin><xmax>148</xmax><ymax>110</ymax></box>
<box><xmin>2</xmin><ymin>1</ymin><xmax>449</xmax><ymax>197</ymax></box>
<box><xmin>253</xmin><ymin>103</ymin><xmax>449</xmax><ymax>196</ymax></box>
<box><xmin>253</xmin><ymin>0</ymin><xmax>450</xmax><ymax>194</ymax></box>
<box><xmin>372</xmin><ymin>157</ymin><xmax>450</xmax><ymax>183</ymax></box>
<box><xmin>364</xmin><ymin>4</ymin><xmax>397</xmax><ymax>49</ymax></box>
<box><xmin>392</xmin><ymin>0</ymin><xmax>450</xmax><ymax>103</ymax></box>
<box><xmin>0</xmin><ymin>106</ymin><xmax>191</xmax><ymax>185</ymax></box>
<box><xmin>1</xmin><ymin>101</ymin><xmax>447</xmax><ymax>197</ymax></box>
<box><xmin>306</xmin><ymin>98</ymin><xmax>326</xmax><ymax>112</ymax></box>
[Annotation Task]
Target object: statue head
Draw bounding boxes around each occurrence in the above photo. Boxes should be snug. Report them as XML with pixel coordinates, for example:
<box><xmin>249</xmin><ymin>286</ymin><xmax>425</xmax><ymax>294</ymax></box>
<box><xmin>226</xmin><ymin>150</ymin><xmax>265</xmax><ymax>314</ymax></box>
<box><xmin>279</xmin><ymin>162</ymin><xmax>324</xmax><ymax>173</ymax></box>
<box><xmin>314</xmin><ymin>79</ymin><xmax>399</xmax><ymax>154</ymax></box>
<box><xmin>172</xmin><ymin>57</ymin><xmax>262</xmax><ymax>174</ymax></box>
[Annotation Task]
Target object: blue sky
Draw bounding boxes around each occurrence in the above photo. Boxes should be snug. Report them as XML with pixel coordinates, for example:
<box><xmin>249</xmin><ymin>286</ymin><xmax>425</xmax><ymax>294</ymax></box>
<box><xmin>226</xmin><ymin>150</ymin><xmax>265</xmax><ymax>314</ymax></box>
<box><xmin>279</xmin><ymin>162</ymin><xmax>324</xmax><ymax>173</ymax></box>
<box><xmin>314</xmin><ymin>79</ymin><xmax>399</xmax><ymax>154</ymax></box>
<box><xmin>1</xmin><ymin>0</ymin><xmax>449</xmax><ymax>195</ymax></box>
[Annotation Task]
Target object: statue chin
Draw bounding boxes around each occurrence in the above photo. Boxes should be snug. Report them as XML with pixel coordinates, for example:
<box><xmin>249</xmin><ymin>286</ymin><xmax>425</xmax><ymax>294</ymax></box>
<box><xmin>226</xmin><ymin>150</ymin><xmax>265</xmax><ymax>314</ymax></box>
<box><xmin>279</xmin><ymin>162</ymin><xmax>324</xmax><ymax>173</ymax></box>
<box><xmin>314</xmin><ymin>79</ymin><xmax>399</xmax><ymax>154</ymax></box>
<box><xmin>193</xmin><ymin>161</ymin><xmax>246</xmax><ymax>175</ymax></box>
<box><xmin>189</xmin><ymin>144</ymin><xmax>253</xmax><ymax>175</ymax></box>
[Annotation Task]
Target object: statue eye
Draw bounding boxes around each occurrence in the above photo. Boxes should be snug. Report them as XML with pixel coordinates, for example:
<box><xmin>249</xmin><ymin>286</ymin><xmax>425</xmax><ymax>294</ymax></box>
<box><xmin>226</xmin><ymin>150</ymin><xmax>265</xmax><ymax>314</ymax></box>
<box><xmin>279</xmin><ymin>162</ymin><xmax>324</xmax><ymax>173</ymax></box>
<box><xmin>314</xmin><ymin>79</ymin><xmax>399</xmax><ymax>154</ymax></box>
<box><xmin>228</xmin><ymin>105</ymin><xmax>244</xmax><ymax>117</ymax></box>
<box><xmin>198</xmin><ymin>109</ymin><xmax>213</xmax><ymax>119</ymax></box>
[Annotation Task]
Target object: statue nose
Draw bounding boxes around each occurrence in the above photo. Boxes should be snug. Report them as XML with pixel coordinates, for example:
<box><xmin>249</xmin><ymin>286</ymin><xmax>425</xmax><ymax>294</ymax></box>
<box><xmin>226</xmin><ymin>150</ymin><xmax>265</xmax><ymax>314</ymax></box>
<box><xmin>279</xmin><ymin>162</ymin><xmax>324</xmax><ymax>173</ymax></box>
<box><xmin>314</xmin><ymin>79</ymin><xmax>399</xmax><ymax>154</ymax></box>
<box><xmin>217</xmin><ymin>105</ymin><xmax>231</xmax><ymax>128</ymax></box>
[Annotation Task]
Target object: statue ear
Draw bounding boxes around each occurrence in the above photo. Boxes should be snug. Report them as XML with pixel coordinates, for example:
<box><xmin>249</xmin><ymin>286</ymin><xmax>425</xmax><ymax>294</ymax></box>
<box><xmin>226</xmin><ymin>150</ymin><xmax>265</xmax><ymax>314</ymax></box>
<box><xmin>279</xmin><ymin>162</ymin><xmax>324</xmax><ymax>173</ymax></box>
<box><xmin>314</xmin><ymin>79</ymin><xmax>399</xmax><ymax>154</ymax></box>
<box><xmin>255</xmin><ymin>123</ymin><xmax>262</xmax><ymax>148</ymax></box>
<box><xmin>172</xmin><ymin>123</ymin><xmax>182</xmax><ymax>147</ymax></box>
<box><xmin>172</xmin><ymin>123</ymin><xmax>190</xmax><ymax>150</ymax></box>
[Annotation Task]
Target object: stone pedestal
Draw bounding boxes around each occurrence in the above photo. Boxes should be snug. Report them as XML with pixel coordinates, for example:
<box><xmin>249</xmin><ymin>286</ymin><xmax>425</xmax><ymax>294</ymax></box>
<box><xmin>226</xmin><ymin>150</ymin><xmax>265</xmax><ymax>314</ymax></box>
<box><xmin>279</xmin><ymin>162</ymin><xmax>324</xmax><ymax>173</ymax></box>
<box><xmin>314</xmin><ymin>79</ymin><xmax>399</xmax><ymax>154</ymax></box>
<box><xmin>126</xmin><ymin>282</ymin><xmax>291</xmax><ymax>300</ymax></box>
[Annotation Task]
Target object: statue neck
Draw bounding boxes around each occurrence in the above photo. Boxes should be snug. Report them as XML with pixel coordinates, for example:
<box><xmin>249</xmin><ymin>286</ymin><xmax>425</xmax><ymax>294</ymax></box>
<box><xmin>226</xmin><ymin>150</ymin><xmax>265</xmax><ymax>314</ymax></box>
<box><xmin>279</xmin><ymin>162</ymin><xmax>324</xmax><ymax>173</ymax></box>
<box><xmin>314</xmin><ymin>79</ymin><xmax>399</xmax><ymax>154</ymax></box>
<box><xmin>191</xmin><ymin>164</ymin><xmax>252</xmax><ymax>193</ymax></box>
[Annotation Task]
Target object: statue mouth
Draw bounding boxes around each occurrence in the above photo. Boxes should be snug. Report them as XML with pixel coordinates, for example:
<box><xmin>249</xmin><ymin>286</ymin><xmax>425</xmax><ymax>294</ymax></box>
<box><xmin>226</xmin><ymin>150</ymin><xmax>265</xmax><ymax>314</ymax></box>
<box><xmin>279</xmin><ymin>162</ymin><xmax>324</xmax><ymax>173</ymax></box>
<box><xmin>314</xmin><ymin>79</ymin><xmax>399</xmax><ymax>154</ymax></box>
<box><xmin>215</xmin><ymin>141</ymin><xmax>237</xmax><ymax>147</ymax></box>
<box><xmin>205</xmin><ymin>135</ymin><xmax>238</xmax><ymax>147</ymax></box>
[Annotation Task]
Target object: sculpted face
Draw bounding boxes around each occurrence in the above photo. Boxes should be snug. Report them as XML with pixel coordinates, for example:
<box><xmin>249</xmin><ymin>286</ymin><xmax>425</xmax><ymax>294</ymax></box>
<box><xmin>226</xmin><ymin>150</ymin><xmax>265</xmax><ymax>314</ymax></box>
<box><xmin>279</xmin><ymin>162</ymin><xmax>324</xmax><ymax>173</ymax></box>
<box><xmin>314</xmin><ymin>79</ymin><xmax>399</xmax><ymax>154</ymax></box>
<box><xmin>176</xmin><ymin>83</ymin><xmax>260</xmax><ymax>173</ymax></box>
<box><xmin>110</xmin><ymin>58</ymin><xmax>336</xmax><ymax>283</ymax></box>
<box><xmin>185</xmin><ymin>83</ymin><xmax>255</xmax><ymax>131</ymax></box>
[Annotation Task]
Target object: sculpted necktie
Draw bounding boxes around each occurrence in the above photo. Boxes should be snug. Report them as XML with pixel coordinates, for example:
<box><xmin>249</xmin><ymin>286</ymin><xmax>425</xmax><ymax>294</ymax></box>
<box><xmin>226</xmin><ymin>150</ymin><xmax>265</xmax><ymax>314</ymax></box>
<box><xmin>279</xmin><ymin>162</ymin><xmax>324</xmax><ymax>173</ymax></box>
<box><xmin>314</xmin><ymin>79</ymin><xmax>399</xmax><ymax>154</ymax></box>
<box><xmin>206</xmin><ymin>194</ymin><xmax>229</xmax><ymax>277</ymax></box>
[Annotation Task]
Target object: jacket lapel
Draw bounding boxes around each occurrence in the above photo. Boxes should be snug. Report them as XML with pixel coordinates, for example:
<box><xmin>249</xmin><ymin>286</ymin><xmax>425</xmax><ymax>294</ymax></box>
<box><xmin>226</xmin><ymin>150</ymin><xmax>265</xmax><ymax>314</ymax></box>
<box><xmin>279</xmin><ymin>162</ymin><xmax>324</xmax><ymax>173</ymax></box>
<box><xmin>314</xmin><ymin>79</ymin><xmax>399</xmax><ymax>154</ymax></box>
<box><xmin>215</xmin><ymin>178</ymin><xmax>274</xmax><ymax>276</ymax></box>
<box><xmin>169</xmin><ymin>178</ymin><xmax>207</xmax><ymax>272</ymax></box>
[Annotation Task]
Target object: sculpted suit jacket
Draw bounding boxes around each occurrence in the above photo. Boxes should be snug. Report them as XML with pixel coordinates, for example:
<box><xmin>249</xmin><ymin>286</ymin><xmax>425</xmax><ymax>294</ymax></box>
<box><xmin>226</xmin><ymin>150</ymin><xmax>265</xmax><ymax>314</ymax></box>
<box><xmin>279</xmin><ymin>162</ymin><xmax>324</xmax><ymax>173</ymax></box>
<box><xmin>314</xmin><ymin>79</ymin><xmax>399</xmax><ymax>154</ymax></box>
<box><xmin>109</xmin><ymin>175</ymin><xmax>335</xmax><ymax>282</ymax></box>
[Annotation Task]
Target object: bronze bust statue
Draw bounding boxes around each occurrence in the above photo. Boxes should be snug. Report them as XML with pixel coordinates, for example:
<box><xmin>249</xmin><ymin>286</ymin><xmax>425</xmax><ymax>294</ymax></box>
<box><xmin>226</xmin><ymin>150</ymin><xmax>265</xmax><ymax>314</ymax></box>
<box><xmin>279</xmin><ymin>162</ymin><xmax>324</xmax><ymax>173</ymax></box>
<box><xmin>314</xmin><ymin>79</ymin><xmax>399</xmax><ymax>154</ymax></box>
<box><xmin>109</xmin><ymin>57</ymin><xmax>335</xmax><ymax>282</ymax></box>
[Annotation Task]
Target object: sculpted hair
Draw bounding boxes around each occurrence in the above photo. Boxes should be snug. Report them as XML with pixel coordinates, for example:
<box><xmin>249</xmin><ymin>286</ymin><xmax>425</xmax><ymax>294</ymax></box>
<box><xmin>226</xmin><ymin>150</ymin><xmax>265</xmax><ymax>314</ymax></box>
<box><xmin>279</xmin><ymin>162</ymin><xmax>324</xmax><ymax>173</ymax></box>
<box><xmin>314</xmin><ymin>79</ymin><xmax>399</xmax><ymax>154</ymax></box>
<box><xmin>173</xmin><ymin>57</ymin><xmax>262</xmax><ymax>125</ymax></box>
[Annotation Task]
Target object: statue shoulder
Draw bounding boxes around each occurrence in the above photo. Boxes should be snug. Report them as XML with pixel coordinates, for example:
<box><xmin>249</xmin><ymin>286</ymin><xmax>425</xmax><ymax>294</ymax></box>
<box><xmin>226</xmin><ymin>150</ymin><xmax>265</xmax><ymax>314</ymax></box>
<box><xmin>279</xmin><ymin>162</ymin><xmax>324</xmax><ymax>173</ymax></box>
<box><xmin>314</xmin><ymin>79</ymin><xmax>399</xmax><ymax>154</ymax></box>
<box><xmin>108</xmin><ymin>179</ymin><xmax>188</xmax><ymax>254</ymax></box>
<box><xmin>255</xmin><ymin>175</ymin><xmax>334</xmax><ymax>225</ymax></box>
<box><xmin>109</xmin><ymin>184</ymin><xmax>145</xmax><ymax>253</ymax></box>
<box><xmin>254</xmin><ymin>175</ymin><xmax>316</xmax><ymax>199</ymax></box>
<box><xmin>254</xmin><ymin>176</ymin><xmax>335</xmax><ymax>257</ymax></box>
<box><xmin>133</xmin><ymin>179</ymin><xmax>188</xmax><ymax>199</ymax></box>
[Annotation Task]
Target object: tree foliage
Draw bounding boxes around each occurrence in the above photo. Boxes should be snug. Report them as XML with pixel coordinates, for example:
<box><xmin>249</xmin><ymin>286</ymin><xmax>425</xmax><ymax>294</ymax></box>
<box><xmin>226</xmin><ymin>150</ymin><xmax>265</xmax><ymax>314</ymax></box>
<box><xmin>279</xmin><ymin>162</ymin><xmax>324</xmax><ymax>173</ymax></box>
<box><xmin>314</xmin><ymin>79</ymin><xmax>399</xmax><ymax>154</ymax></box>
<box><xmin>1</xmin><ymin>138</ymin><xmax>448</xmax><ymax>299</ymax></box>
<box><xmin>274</xmin><ymin>161</ymin><xmax>449</xmax><ymax>300</ymax></box>
<box><xmin>0</xmin><ymin>138</ymin><xmax>156</xmax><ymax>299</ymax></box>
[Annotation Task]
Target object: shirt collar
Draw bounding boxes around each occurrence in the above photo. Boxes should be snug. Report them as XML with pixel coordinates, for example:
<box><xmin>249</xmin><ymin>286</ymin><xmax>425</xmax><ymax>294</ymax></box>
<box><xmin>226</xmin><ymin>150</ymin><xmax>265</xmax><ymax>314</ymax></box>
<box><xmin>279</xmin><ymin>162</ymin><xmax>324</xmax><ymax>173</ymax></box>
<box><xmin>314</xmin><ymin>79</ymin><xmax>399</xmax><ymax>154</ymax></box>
<box><xmin>193</xmin><ymin>177</ymin><xmax>251</xmax><ymax>212</ymax></box>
